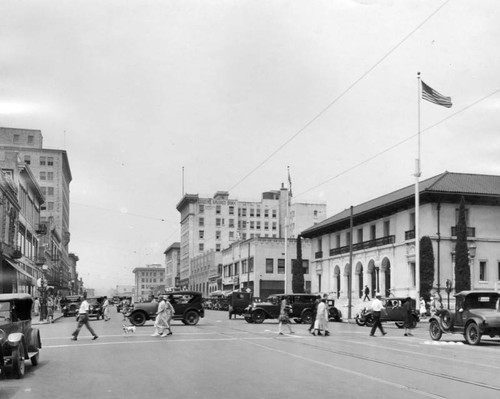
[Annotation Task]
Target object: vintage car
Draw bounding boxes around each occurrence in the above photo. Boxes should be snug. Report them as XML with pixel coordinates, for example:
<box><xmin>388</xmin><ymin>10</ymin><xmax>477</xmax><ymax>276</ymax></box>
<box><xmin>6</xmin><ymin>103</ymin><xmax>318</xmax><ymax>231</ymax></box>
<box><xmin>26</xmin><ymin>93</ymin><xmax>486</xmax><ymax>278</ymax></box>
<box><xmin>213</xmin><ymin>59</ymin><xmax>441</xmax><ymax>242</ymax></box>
<box><xmin>243</xmin><ymin>293</ymin><xmax>320</xmax><ymax>324</ymax></box>
<box><xmin>326</xmin><ymin>299</ymin><xmax>343</xmax><ymax>322</ymax></box>
<box><xmin>429</xmin><ymin>290</ymin><xmax>500</xmax><ymax>345</ymax></box>
<box><xmin>61</xmin><ymin>295</ymin><xmax>82</xmax><ymax>317</ymax></box>
<box><xmin>87</xmin><ymin>296</ymin><xmax>104</xmax><ymax>320</ymax></box>
<box><xmin>357</xmin><ymin>297</ymin><xmax>419</xmax><ymax>328</ymax></box>
<box><xmin>0</xmin><ymin>294</ymin><xmax>42</xmax><ymax>379</ymax></box>
<box><xmin>126</xmin><ymin>291</ymin><xmax>205</xmax><ymax>326</ymax></box>
<box><xmin>228</xmin><ymin>291</ymin><xmax>253</xmax><ymax>319</ymax></box>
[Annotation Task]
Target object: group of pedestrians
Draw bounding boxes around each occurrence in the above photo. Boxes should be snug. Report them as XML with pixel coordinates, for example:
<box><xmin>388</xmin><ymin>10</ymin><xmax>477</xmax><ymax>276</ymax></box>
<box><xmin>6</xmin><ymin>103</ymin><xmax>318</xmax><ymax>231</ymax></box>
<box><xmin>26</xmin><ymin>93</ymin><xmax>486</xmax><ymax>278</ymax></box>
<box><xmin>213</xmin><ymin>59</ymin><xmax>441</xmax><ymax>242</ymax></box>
<box><xmin>278</xmin><ymin>294</ymin><xmax>331</xmax><ymax>336</ymax></box>
<box><xmin>151</xmin><ymin>295</ymin><xmax>174</xmax><ymax>337</ymax></box>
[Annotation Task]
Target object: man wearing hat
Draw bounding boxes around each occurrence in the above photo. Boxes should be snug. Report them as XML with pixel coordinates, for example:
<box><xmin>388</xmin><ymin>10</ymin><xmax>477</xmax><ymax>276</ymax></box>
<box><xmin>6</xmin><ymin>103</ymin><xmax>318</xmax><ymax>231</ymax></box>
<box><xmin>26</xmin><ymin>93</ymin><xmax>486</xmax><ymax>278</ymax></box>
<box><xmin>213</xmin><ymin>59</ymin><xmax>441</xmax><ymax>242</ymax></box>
<box><xmin>369</xmin><ymin>292</ymin><xmax>387</xmax><ymax>337</ymax></box>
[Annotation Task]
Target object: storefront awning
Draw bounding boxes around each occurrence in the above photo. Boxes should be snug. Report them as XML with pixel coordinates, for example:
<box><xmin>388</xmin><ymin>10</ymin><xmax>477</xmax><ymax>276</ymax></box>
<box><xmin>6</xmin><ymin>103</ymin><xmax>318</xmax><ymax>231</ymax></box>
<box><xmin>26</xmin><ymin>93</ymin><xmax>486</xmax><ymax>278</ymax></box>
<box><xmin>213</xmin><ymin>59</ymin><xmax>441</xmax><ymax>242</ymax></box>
<box><xmin>3</xmin><ymin>258</ymin><xmax>36</xmax><ymax>284</ymax></box>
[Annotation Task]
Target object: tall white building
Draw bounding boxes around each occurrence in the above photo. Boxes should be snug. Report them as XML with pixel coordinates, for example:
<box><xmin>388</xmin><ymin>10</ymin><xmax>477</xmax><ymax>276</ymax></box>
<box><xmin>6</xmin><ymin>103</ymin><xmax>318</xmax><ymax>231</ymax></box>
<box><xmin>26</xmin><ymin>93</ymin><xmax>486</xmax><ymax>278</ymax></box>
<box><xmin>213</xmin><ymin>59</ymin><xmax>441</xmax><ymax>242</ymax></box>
<box><xmin>176</xmin><ymin>186</ymin><xmax>326</xmax><ymax>290</ymax></box>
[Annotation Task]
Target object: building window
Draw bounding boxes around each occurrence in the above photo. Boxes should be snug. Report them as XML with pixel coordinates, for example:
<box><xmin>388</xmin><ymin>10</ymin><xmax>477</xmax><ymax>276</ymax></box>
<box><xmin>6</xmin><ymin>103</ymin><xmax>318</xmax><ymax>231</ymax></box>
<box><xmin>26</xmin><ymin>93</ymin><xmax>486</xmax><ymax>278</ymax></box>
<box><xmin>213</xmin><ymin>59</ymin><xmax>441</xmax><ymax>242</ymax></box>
<box><xmin>242</xmin><ymin>208</ymin><xmax>247</xmax><ymax>217</ymax></box>
<box><xmin>383</xmin><ymin>221</ymin><xmax>390</xmax><ymax>237</ymax></box>
<box><xmin>241</xmin><ymin>221</ymin><xmax>246</xmax><ymax>229</ymax></box>
<box><xmin>216</xmin><ymin>244</ymin><xmax>221</xmax><ymax>252</ymax></box>
<box><xmin>47</xmin><ymin>187</ymin><xmax>54</xmax><ymax>196</ymax></box>
<box><xmin>272</xmin><ymin>222</ymin><xmax>277</xmax><ymax>230</ymax></box>
<box><xmin>277</xmin><ymin>259</ymin><xmax>285</xmax><ymax>274</ymax></box>
<box><xmin>234</xmin><ymin>262</ymin><xmax>239</xmax><ymax>275</ymax></box>
<box><xmin>370</xmin><ymin>225</ymin><xmax>376</xmax><ymax>240</ymax></box>
<box><xmin>256</xmin><ymin>221</ymin><xmax>261</xmax><ymax>229</ymax></box>
<box><xmin>317</xmin><ymin>238</ymin><xmax>322</xmax><ymax>252</ymax></box>
<box><xmin>242</xmin><ymin>233</ymin><xmax>247</xmax><ymax>240</ymax></box>
<box><xmin>256</xmin><ymin>208</ymin><xmax>261</xmax><ymax>217</ymax></box>
<box><xmin>314</xmin><ymin>210</ymin><xmax>318</xmax><ymax>217</ymax></box>
<box><xmin>346</xmin><ymin>232</ymin><xmax>351</xmax><ymax>245</ymax></box>
<box><xmin>40</xmin><ymin>171</ymin><xmax>46</xmax><ymax>180</ymax></box>
<box><xmin>229</xmin><ymin>206</ymin><xmax>234</xmax><ymax>215</ymax></box>
<box><xmin>216</xmin><ymin>231</ymin><xmax>221</xmax><ymax>240</ymax></box>
<box><xmin>48</xmin><ymin>202</ymin><xmax>54</xmax><ymax>211</ymax></box>
<box><xmin>266</xmin><ymin>258</ymin><xmax>273</xmax><ymax>273</ymax></box>
<box><xmin>24</xmin><ymin>155</ymin><xmax>31</xmax><ymax>164</ymax></box>
<box><xmin>40</xmin><ymin>157</ymin><xmax>46</xmax><ymax>166</ymax></box>
<box><xmin>13</xmin><ymin>134</ymin><xmax>20</xmax><ymax>143</ymax></box>
<box><xmin>199</xmin><ymin>243</ymin><xmax>204</xmax><ymax>252</ymax></box>
<box><xmin>47</xmin><ymin>157</ymin><xmax>54</xmax><ymax>166</ymax></box>
<box><xmin>216</xmin><ymin>205</ymin><xmax>221</xmax><ymax>214</ymax></box>
<box><xmin>199</xmin><ymin>217</ymin><xmax>204</xmax><ymax>227</ymax></box>
<box><xmin>264</xmin><ymin>209</ymin><xmax>269</xmax><ymax>218</ymax></box>
<box><xmin>47</xmin><ymin>172</ymin><xmax>54</xmax><ymax>181</ymax></box>
<box><xmin>336</xmin><ymin>234</ymin><xmax>341</xmax><ymax>248</ymax></box>
<box><xmin>250</xmin><ymin>221</ymin><xmax>254</xmax><ymax>229</ymax></box>
<box><xmin>357</xmin><ymin>228</ymin><xmax>363</xmax><ymax>243</ymax></box>
<box><xmin>199</xmin><ymin>230</ymin><xmax>204</xmax><ymax>239</ymax></box>
<box><xmin>216</xmin><ymin>218</ymin><xmax>221</xmax><ymax>226</ymax></box>
<box><xmin>302</xmin><ymin>259</ymin><xmax>309</xmax><ymax>274</ymax></box>
<box><xmin>272</xmin><ymin>210</ymin><xmax>277</xmax><ymax>218</ymax></box>
<box><xmin>28</xmin><ymin>135</ymin><xmax>34</xmax><ymax>144</ymax></box>
<box><xmin>229</xmin><ymin>231</ymin><xmax>234</xmax><ymax>239</ymax></box>
<box><xmin>264</xmin><ymin>222</ymin><xmax>269</xmax><ymax>230</ymax></box>
<box><xmin>199</xmin><ymin>204</ymin><xmax>204</xmax><ymax>213</ymax></box>
<box><xmin>250</xmin><ymin>209</ymin><xmax>254</xmax><ymax>217</ymax></box>
<box><xmin>479</xmin><ymin>261</ymin><xmax>487</xmax><ymax>281</ymax></box>
<box><xmin>229</xmin><ymin>219</ymin><xmax>234</xmax><ymax>228</ymax></box>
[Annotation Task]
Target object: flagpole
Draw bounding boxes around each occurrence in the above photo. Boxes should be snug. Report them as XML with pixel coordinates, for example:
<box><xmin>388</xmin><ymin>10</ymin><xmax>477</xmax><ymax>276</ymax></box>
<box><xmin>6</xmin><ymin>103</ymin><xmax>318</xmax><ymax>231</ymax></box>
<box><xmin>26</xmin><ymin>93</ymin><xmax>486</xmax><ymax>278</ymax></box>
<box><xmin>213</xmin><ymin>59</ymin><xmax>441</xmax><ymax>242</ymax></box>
<box><xmin>284</xmin><ymin>167</ymin><xmax>289</xmax><ymax>295</ymax></box>
<box><xmin>415</xmin><ymin>72</ymin><xmax>421</xmax><ymax>306</ymax></box>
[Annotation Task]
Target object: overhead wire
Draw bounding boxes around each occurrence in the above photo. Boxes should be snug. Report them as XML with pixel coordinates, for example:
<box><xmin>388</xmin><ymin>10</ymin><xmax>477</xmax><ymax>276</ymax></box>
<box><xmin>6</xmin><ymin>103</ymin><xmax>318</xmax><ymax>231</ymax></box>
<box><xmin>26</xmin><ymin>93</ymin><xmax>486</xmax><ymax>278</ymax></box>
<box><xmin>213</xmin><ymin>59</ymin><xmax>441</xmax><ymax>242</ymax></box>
<box><xmin>228</xmin><ymin>0</ymin><xmax>452</xmax><ymax>192</ymax></box>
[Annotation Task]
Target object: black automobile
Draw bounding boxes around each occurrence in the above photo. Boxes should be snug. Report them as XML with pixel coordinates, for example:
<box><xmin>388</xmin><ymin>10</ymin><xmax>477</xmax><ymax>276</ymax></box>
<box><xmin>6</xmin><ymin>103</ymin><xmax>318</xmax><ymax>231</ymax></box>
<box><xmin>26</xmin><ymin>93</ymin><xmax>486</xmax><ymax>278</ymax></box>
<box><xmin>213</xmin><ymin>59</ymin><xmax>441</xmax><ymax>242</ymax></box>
<box><xmin>61</xmin><ymin>295</ymin><xmax>82</xmax><ymax>317</ymax></box>
<box><xmin>0</xmin><ymin>294</ymin><xmax>42</xmax><ymax>378</ymax></box>
<box><xmin>243</xmin><ymin>293</ymin><xmax>320</xmax><ymax>324</ymax></box>
<box><xmin>126</xmin><ymin>291</ymin><xmax>205</xmax><ymax>326</ymax></box>
<box><xmin>87</xmin><ymin>296</ymin><xmax>104</xmax><ymax>320</ymax></box>
<box><xmin>228</xmin><ymin>291</ymin><xmax>253</xmax><ymax>319</ymax></box>
<box><xmin>358</xmin><ymin>297</ymin><xmax>420</xmax><ymax>328</ymax></box>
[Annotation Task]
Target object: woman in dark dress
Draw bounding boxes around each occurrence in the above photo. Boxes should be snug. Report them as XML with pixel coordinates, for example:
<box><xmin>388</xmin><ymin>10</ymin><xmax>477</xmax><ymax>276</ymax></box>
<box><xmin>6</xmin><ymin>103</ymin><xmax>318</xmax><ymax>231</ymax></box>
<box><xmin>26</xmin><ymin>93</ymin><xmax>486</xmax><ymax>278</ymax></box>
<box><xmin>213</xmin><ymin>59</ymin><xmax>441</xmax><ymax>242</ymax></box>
<box><xmin>403</xmin><ymin>297</ymin><xmax>413</xmax><ymax>336</ymax></box>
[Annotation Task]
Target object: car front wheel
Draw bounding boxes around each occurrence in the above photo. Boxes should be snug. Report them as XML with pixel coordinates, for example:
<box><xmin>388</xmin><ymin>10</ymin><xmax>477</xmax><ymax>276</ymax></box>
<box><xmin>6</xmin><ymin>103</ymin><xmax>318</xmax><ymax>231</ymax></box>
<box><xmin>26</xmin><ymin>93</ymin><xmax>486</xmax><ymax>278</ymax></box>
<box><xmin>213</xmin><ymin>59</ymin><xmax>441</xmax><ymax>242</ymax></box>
<box><xmin>129</xmin><ymin>312</ymin><xmax>147</xmax><ymax>326</ymax></box>
<box><xmin>301</xmin><ymin>310</ymin><xmax>313</xmax><ymax>324</ymax></box>
<box><xmin>465</xmin><ymin>323</ymin><xmax>481</xmax><ymax>345</ymax></box>
<box><xmin>244</xmin><ymin>316</ymin><xmax>253</xmax><ymax>323</ymax></box>
<box><xmin>184</xmin><ymin>310</ymin><xmax>200</xmax><ymax>326</ymax></box>
<box><xmin>252</xmin><ymin>310</ymin><xmax>265</xmax><ymax>324</ymax></box>
<box><xmin>12</xmin><ymin>343</ymin><xmax>26</xmax><ymax>379</ymax></box>
<box><xmin>429</xmin><ymin>319</ymin><xmax>442</xmax><ymax>341</ymax></box>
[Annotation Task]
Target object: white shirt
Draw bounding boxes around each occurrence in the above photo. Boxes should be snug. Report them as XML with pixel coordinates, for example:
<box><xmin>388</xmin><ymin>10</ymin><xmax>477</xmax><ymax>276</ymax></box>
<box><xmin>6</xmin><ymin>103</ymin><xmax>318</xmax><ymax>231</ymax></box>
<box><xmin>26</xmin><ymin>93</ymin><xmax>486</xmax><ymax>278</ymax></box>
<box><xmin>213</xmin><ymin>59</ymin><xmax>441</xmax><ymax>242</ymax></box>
<box><xmin>78</xmin><ymin>300</ymin><xmax>90</xmax><ymax>314</ymax></box>
<box><xmin>371</xmin><ymin>298</ymin><xmax>385</xmax><ymax>312</ymax></box>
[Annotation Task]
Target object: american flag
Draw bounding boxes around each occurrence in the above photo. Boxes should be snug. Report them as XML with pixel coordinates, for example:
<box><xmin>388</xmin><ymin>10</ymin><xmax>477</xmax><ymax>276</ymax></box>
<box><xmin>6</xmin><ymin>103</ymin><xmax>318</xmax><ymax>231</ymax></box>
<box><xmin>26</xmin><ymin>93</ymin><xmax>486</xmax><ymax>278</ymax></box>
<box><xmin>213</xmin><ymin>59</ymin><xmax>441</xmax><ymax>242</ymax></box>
<box><xmin>421</xmin><ymin>81</ymin><xmax>452</xmax><ymax>108</ymax></box>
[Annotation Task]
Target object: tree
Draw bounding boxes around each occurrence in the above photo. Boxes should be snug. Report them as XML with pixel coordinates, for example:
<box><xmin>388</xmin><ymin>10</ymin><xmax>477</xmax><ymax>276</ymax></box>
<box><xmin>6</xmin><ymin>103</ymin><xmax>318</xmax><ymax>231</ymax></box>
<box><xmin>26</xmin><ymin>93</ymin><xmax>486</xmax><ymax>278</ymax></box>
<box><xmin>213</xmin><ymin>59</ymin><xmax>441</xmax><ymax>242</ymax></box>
<box><xmin>454</xmin><ymin>196</ymin><xmax>471</xmax><ymax>292</ymax></box>
<box><xmin>292</xmin><ymin>235</ymin><xmax>305</xmax><ymax>293</ymax></box>
<box><xmin>419</xmin><ymin>236</ymin><xmax>435</xmax><ymax>302</ymax></box>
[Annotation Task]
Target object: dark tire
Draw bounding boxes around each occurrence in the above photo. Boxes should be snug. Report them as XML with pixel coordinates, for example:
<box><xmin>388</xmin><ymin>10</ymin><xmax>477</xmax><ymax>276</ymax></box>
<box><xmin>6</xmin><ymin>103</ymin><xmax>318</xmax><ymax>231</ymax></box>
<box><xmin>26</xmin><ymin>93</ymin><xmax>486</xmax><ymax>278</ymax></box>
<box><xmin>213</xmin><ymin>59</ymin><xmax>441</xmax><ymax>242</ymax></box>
<box><xmin>184</xmin><ymin>310</ymin><xmax>200</xmax><ymax>326</ymax></box>
<box><xmin>252</xmin><ymin>310</ymin><xmax>265</xmax><ymax>324</ymax></box>
<box><xmin>365</xmin><ymin>315</ymin><xmax>374</xmax><ymax>328</ymax></box>
<box><xmin>244</xmin><ymin>316</ymin><xmax>253</xmax><ymax>323</ymax></box>
<box><xmin>429</xmin><ymin>319</ymin><xmax>442</xmax><ymax>341</ymax></box>
<box><xmin>355</xmin><ymin>316</ymin><xmax>366</xmax><ymax>326</ymax></box>
<box><xmin>12</xmin><ymin>343</ymin><xmax>25</xmax><ymax>379</ymax></box>
<box><xmin>395</xmin><ymin>321</ymin><xmax>404</xmax><ymax>329</ymax></box>
<box><xmin>129</xmin><ymin>311</ymin><xmax>147</xmax><ymax>326</ymax></box>
<box><xmin>31</xmin><ymin>352</ymin><xmax>39</xmax><ymax>366</ymax></box>
<box><xmin>465</xmin><ymin>323</ymin><xmax>481</xmax><ymax>345</ymax></box>
<box><xmin>410</xmin><ymin>316</ymin><xmax>418</xmax><ymax>329</ymax></box>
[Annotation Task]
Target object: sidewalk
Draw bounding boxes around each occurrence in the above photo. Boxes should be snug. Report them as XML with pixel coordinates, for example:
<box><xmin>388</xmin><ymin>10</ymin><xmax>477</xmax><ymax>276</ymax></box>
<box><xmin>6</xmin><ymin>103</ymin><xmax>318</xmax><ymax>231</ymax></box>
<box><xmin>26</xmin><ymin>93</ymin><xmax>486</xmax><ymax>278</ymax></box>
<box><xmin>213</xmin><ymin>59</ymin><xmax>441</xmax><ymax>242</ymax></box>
<box><xmin>32</xmin><ymin>310</ymin><xmax>64</xmax><ymax>326</ymax></box>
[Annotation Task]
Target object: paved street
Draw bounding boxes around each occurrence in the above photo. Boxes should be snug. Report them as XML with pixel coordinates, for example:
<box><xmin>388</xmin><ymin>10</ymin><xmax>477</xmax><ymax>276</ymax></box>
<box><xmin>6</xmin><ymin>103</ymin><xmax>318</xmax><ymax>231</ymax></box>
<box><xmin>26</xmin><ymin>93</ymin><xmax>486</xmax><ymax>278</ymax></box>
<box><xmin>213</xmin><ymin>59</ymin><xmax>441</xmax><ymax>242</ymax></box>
<box><xmin>1</xmin><ymin>308</ymin><xmax>500</xmax><ymax>399</ymax></box>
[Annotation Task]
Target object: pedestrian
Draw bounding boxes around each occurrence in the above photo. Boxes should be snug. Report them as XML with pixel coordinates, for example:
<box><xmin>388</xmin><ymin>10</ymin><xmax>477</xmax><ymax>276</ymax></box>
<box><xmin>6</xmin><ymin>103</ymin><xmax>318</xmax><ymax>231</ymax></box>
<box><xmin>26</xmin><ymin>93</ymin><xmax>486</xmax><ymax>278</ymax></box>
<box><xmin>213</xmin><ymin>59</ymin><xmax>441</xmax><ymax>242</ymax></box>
<box><xmin>47</xmin><ymin>295</ymin><xmax>54</xmax><ymax>323</ymax></box>
<box><xmin>312</xmin><ymin>298</ymin><xmax>329</xmax><ymax>336</ymax></box>
<box><xmin>164</xmin><ymin>295</ymin><xmax>175</xmax><ymax>336</ymax></box>
<box><xmin>278</xmin><ymin>298</ymin><xmax>294</xmax><ymax>335</ymax></box>
<box><xmin>369</xmin><ymin>292</ymin><xmax>387</xmax><ymax>337</ymax></box>
<box><xmin>308</xmin><ymin>298</ymin><xmax>320</xmax><ymax>333</ymax></box>
<box><xmin>71</xmin><ymin>292</ymin><xmax>98</xmax><ymax>341</ymax></box>
<box><xmin>33</xmin><ymin>297</ymin><xmax>40</xmax><ymax>317</ymax></box>
<box><xmin>419</xmin><ymin>297</ymin><xmax>427</xmax><ymax>318</ymax></box>
<box><xmin>102</xmin><ymin>296</ymin><xmax>110</xmax><ymax>321</ymax></box>
<box><xmin>363</xmin><ymin>285</ymin><xmax>370</xmax><ymax>301</ymax></box>
<box><xmin>122</xmin><ymin>298</ymin><xmax>130</xmax><ymax>321</ymax></box>
<box><xmin>151</xmin><ymin>296</ymin><xmax>169</xmax><ymax>337</ymax></box>
<box><xmin>403</xmin><ymin>297</ymin><xmax>413</xmax><ymax>336</ymax></box>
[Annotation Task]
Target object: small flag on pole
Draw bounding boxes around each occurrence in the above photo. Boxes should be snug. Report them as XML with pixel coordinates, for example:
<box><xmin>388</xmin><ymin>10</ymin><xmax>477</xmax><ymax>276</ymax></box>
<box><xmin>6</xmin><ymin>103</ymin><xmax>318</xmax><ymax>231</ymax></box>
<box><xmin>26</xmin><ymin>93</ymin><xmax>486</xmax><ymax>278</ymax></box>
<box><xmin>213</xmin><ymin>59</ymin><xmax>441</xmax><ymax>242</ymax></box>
<box><xmin>421</xmin><ymin>81</ymin><xmax>452</xmax><ymax>108</ymax></box>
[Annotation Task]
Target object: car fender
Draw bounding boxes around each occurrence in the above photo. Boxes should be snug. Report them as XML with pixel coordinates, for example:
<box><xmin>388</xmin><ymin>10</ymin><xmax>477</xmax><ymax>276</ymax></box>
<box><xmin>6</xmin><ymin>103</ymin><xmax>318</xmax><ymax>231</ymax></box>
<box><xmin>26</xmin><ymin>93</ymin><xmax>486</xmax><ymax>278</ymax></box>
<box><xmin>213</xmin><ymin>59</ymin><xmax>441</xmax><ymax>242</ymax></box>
<box><xmin>465</xmin><ymin>316</ymin><xmax>486</xmax><ymax>333</ymax></box>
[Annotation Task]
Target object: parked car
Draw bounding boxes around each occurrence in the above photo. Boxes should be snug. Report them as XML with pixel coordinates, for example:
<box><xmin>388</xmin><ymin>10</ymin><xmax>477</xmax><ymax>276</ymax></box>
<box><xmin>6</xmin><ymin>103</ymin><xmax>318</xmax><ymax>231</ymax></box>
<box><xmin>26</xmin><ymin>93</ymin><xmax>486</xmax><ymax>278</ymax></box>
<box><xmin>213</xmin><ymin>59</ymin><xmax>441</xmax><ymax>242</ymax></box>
<box><xmin>429</xmin><ymin>290</ymin><xmax>500</xmax><ymax>345</ymax></box>
<box><xmin>228</xmin><ymin>291</ymin><xmax>253</xmax><ymax>319</ymax></box>
<box><xmin>360</xmin><ymin>297</ymin><xmax>419</xmax><ymax>328</ymax></box>
<box><xmin>126</xmin><ymin>291</ymin><xmax>205</xmax><ymax>326</ymax></box>
<box><xmin>326</xmin><ymin>299</ymin><xmax>343</xmax><ymax>322</ymax></box>
<box><xmin>61</xmin><ymin>295</ymin><xmax>82</xmax><ymax>317</ymax></box>
<box><xmin>243</xmin><ymin>293</ymin><xmax>320</xmax><ymax>324</ymax></box>
<box><xmin>0</xmin><ymin>294</ymin><xmax>42</xmax><ymax>378</ymax></box>
<box><xmin>87</xmin><ymin>296</ymin><xmax>104</xmax><ymax>320</ymax></box>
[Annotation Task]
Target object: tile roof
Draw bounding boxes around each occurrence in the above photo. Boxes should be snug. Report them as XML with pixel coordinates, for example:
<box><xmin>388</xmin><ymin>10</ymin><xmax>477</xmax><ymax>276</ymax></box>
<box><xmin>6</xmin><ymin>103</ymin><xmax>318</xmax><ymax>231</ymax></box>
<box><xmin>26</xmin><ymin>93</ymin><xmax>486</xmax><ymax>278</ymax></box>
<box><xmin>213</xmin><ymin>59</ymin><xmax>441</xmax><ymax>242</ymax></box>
<box><xmin>302</xmin><ymin>171</ymin><xmax>500</xmax><ymax>236</ymax></box>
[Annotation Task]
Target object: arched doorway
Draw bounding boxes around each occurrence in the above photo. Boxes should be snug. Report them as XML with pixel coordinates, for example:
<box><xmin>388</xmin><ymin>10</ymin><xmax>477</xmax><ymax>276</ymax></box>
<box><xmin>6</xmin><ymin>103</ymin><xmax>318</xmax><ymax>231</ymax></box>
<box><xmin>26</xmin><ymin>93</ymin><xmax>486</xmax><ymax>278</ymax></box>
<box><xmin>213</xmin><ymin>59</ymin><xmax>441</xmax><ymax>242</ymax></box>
<box><xmin>344</xmin><ymin>263</ymin><xmax>351</xmax><ymax>299</ymax></box>
<box><xmin>382</xmin><ymin>257</ymin><xmax>391</xmax><ymax>297</ymax></box>
<box><xmin>368</xmin><ymin>259</ymin><xmax>376</xmax><ymax>297</ymax></box>
<box><xmin>356</xmin><ymin>262</ymin><xmax>363</xmax><ymax>298</ymax></box>
<box><xmin>334</xmin><ymin>265</ymin><xmax>341</xmax><ymax>298</ymax></box>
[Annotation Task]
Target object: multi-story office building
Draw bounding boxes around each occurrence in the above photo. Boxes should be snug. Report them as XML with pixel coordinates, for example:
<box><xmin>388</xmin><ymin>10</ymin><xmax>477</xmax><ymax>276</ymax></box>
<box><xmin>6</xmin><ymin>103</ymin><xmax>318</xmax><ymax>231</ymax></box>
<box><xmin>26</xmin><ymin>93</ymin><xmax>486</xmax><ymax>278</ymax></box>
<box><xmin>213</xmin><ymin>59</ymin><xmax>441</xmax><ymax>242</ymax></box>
<box><xmin>132</xmin><ymin>264</ymin><xmax>165</xmax><ymax>301</ymax></box>
<box><xmin>164</xmin><ymin>242</ymin><xmax>180</xmax><ymax>289</ymax></box>
<box><xmin>0</xmin><ymin>151</ymin><xmax>44</xmax><ymax>294</ymax></box>
<box><xmin>0</xmin><ymin>127</ymin><xmax>75</xmax><ymax>295</ymax></box>
<box><xmin>302</xmin><ymin>172</ymin><xmax>500</xmax><ymax>302</ymax></box>
<box><xmin>176</xmin><ymin>186</ymin><xmax>326</xmax><ymax>291</ymax></box>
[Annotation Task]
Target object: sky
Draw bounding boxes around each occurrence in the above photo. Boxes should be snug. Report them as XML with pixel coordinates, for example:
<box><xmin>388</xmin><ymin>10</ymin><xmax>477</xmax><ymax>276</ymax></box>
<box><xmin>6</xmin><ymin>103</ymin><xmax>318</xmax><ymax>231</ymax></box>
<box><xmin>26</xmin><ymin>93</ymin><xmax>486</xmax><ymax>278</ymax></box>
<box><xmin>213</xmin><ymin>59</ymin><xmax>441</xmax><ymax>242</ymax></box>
<box><xmin>0</xmin><ymin>0</ymin><xmax>499</xmax><ymax>295</ymax></box>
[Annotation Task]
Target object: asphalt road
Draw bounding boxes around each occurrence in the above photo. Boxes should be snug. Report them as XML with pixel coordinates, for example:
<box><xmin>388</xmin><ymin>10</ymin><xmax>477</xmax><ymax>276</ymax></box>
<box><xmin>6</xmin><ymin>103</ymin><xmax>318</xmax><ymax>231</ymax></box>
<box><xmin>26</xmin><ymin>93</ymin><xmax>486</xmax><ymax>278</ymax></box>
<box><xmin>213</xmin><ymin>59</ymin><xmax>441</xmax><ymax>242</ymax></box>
<box><xmin>1</xmin><ymin>308</ymin><xmax>500</xmax><ymax>399</ymax></box>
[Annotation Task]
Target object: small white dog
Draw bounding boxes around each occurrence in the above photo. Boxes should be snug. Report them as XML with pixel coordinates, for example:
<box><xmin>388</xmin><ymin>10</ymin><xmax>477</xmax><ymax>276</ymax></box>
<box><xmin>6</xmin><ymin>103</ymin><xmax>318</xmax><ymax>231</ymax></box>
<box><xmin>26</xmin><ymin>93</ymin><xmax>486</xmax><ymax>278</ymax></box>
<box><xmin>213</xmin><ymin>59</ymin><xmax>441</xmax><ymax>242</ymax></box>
<box><xmin>123</xmin><ymin>325</ymin><xmax>136</xmax><ymax>334</ymax></box>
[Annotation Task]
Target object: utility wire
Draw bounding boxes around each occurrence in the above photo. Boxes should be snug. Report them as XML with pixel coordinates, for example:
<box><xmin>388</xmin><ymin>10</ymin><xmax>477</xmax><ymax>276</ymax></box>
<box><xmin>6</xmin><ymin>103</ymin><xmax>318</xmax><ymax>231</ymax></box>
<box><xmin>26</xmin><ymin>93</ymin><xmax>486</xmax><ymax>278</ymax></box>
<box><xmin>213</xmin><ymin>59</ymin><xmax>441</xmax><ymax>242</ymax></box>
<box><xmin>295</xmin><ymin>88</ymin><xmax>500</xmax><ymax>198</ymax></box>
<box><xmin>228</xmin><ymin>0</ymin><xmax>451</xmax><ymax>192</ymax></box>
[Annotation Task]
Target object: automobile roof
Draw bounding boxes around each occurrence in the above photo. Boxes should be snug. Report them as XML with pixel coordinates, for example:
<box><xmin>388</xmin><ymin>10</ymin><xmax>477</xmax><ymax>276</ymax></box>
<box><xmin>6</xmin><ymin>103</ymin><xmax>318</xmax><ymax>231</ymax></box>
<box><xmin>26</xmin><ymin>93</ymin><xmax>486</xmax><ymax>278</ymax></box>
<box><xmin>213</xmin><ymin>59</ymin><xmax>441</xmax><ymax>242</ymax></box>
<box><xmin>0</xmin><ymin>293</ymin><xmax>33</xmax><ymax>302</ymax></box>
<box><xmin>455</xmin><ymin>290</ymin><xmax>500</xmax><ymax>297</ymax></box>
